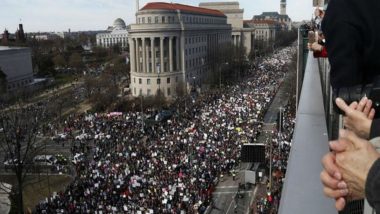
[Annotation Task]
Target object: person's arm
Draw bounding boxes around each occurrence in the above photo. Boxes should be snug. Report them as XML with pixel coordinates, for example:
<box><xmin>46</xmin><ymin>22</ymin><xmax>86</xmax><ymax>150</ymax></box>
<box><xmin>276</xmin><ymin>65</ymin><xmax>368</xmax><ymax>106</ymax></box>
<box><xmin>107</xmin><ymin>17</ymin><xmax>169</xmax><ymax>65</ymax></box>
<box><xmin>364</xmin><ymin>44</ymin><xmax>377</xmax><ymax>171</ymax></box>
<box><xmin>322</xmin><ymin>0</ymin><xmax>364</xmax><ymax>88</ymax></box>
<box><xmin>365</xmin><ymin>158</ymin><xmax>380</xmax><ymax>212</ymax></box>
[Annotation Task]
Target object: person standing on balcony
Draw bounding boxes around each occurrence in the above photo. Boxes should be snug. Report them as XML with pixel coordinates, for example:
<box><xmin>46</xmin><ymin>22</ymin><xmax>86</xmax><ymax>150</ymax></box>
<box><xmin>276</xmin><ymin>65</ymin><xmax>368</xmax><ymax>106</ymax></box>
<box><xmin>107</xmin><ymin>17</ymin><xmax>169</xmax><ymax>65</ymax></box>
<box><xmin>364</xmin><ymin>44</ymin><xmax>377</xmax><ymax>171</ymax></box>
<box><xmin>321</xmin><ymin>0</ymin><xmax>380</xmax><ymax>212</ymax></box>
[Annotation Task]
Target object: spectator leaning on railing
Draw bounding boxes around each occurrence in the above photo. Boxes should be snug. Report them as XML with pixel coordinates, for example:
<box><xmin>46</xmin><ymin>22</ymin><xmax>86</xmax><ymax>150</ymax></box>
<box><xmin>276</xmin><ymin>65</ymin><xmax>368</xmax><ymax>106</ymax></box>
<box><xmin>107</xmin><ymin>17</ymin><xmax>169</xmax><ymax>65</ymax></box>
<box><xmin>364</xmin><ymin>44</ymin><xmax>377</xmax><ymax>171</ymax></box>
<box><xmin>320</xmin><ymin>0</ymin><xmax>380</xmax><ymax>212</ymax></box>
<box><xmin>308</xmin><ymin>7</ymin><xmax>328</xmax><ymax>58</ymax></box>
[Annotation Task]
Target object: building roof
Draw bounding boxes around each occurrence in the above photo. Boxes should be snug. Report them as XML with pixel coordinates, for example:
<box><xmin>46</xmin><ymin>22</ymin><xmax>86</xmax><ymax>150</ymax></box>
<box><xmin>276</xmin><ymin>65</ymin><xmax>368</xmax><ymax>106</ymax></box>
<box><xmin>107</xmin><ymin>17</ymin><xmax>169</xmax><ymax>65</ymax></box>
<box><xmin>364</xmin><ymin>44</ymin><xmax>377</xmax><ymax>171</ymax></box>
<box><xmin>113</xmin><ymin>18</ymin><xmax>127</xmax><ymax>30</ymax></box>
<box><xmin>244</xmin><ymin>20</ymin><xmax>279</xmax><ymax>25</ymax></box>
<box><xmin>141</xmin><ymin>2</ymin><xmax>226</xmax><ymax>17</ymax></box>
<box><xmin>254</xmin><ymin>12</ymin><xmax>290</xmax><ymax>20</ymax></box>
<box><xmin>199</xmin><ymin>2</ymin><xmax>240</xmax><ymax>6</ymax></box>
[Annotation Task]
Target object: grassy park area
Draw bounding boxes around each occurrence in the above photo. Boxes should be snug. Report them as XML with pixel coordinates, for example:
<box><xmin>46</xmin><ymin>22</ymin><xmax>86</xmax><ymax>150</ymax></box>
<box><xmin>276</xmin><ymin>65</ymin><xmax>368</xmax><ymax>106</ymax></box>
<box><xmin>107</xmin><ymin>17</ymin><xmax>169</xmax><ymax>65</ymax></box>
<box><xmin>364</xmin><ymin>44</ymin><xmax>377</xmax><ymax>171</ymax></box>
<box><xmin>0</xmin><ymin>174</ymin><xmax>72</xmax><ymax>212</ymax></box>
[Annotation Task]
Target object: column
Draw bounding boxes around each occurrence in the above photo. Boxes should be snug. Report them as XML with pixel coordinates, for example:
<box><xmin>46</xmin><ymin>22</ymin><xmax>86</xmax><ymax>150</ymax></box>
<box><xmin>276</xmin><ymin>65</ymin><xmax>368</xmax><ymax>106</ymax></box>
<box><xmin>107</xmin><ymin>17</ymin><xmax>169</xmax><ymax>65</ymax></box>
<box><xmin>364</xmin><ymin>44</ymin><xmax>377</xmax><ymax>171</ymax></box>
<box><xmin>160</xmin><ymin>37</ymin><xmax>164</xmax><ymax>73</ymax></box>
<box><xmin>151</xmin><ymin>37</ymin><xmax>155</xmax><ymax>73</ymax></box>
<box><xmin>169</xmin><ymin>36</ymin><xmax>173</xmax><ymax>72</ymax></box>
<box><xmin>129</xmin><ymin>38</ymin><xmax>136</xmax><ymax>73</ymax></box>
<box><xmin>176</xmin><ymin>36</ymin><xmax>180</xmax><ymax>71</ymax></box>
<box><xmin>146</xmin><ymin>41</ymin><xmax>150</xmax><ymax>73</ymax></box>
<box><xmin>142</xmin><ymin>38</ymin><xmax>146</xmax><ymax>73</ymax></box>
<box><xmin>135</xmin><ymin>38</ymin><xmax>140</xmax><ymax>72</ymax></box>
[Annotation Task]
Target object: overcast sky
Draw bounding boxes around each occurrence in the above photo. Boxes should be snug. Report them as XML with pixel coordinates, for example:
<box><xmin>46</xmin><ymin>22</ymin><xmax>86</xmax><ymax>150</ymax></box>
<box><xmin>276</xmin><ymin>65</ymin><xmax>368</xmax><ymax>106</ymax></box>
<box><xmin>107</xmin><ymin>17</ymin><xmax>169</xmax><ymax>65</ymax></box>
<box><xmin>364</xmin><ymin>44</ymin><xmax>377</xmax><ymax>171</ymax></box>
<box><xmin>0</xmin><ymin>0</ymin><xmax>314</xmax><ymax>33</ymax></box>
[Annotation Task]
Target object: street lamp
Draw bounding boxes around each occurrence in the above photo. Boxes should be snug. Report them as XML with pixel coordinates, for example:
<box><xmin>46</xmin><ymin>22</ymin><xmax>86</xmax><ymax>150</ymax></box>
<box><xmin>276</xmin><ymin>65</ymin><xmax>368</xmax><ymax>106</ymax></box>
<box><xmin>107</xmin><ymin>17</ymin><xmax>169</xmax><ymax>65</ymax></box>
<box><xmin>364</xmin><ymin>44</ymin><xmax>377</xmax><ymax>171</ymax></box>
<box><xmin>157</xmin><ymin>64</ymin><xmax>161</xmax><ymax>108</ymax></box>
<box><xmin>140</xmin><ymin>95</ymin><xmax>144</xmax><ymax>132</ymax></box>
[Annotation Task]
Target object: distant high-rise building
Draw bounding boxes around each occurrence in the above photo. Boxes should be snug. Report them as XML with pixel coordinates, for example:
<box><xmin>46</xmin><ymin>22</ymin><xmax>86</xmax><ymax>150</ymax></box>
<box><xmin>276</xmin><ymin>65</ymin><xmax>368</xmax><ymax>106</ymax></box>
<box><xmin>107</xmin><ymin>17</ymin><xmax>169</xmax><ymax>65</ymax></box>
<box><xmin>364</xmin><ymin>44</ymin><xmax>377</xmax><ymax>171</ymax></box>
<box><xmin>280</xmin><ymin>0</ymin><xmax>287</xmax><ymax>15</ymax></box>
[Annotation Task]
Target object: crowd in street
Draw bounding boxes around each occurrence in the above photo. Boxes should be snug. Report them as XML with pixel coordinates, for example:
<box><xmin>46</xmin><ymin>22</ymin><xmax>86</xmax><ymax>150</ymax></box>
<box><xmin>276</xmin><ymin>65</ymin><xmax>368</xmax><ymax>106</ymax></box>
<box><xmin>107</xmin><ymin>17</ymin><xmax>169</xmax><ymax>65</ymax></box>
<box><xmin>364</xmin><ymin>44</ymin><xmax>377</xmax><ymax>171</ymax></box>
<box><xmin>254</xmin><ymin>100</ymin><xmax>295</xmax><ymax>214</ymax></box>
<box><xmin>35</xmin><ymin>47</ymin><xmax>295</xmax><ymax>214</ymax></box>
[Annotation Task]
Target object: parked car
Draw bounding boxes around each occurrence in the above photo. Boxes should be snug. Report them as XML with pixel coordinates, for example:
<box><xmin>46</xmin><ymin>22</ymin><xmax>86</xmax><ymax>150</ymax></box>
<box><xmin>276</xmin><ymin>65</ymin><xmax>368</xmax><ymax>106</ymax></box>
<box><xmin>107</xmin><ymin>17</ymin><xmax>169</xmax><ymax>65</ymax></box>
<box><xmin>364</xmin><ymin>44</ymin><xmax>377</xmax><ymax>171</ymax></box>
<box><xmin>3</xmin><ymin>158</ymin><xmax>22</xmax><ymax>169</ymax></box>
<box><xmin>33</xmin><ymin>155</ymin><xmax>57</xmax><ymax>166</ymax></box>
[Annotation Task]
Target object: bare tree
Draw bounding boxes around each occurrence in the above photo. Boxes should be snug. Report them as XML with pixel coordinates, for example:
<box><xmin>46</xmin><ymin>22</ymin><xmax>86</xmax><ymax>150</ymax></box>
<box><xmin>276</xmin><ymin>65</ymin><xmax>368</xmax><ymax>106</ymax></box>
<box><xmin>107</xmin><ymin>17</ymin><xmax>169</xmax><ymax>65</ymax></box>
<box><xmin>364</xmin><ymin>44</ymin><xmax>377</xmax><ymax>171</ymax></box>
<box><xmin>0</xmin><ymin>103</ymin><xmax>45</xmax><ymax>214</ymax></box>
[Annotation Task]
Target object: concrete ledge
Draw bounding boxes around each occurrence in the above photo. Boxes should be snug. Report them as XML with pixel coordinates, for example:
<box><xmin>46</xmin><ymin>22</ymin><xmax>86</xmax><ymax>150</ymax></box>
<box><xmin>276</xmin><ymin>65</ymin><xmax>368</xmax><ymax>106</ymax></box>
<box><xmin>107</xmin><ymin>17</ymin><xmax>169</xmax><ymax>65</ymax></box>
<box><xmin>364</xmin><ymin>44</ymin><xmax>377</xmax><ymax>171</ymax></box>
<box><xmin>278</xmin><ymin>53</ymin><xmax>336</xmax><ymax>214</ymax></box>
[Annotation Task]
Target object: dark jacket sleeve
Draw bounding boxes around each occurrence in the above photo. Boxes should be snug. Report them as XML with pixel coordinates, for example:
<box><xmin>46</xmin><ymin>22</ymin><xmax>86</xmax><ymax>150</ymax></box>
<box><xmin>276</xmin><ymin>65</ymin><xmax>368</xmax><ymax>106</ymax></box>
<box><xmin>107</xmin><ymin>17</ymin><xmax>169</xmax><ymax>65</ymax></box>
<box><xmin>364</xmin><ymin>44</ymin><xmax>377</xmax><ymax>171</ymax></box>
<box><xmin>365</xmin><ymin>158</ymin><xmax>380</xmax><ymax>212</ymax></box>
<box><xmin>322</xmin><ymin>0</ymin><xmax>364</xmax><ymax>88</ymax></box>
<box><xmin>370</xmin><ymin>119</ymin><xmax>380</xmax><ymax>139</ymax></box>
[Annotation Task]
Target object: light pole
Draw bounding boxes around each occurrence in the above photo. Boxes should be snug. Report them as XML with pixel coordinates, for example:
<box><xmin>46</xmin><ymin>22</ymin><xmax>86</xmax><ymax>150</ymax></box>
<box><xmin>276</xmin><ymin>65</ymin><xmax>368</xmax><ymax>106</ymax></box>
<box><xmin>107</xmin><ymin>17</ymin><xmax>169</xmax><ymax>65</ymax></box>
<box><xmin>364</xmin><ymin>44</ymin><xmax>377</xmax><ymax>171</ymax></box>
<box><xmin>140</xmin><ymin>95</ymin><xmax>144</xmax><ymax>132</ymax></box>
<box><xmin>157</xmin><ymin>64</ymin><xmax>161</xmax><ymax>108</ymax></box>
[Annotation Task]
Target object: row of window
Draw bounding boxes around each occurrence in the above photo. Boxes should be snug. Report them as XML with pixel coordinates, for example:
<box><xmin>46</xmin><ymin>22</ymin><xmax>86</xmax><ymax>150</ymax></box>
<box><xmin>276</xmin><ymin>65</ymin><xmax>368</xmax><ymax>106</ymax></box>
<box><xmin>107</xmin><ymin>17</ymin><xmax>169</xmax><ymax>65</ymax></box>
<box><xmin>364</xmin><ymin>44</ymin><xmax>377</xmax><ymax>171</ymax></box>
<box><xmin>98</xmin><ymin>37</ymin><xmax>127</xmax><ymax>44</ymax></box>
<box><xmin>185</xmin><ymin>46</ymin><xmax>207</xmax><ymax>56</ymax></box>
<box><xmin>185</xmin><ymin>34</ymin><xmax>230</xmax><ymax>45</ymax></box>
<box><xmin>186</xmin><ymin>57</ymin><xmax>206</xmax><ymax>69</ymax></box>
<box><xmin>7</xmin><ymin>78</ymin><xmax>33</xmax><ymax>90</ymax></box>
<box><xmin>138</xmin><ymin>15</ymin><xmax>225</xmax><ymax>25</ymax></box>
<box><xmin>134</xmin><ymin>87</ymin><xmax>172</xmax><ymax>96</ymax></box>
<box><xmin>133</xmin><ymin>77</ymin><xmax>177</xmax><ymax>85</ymax></box>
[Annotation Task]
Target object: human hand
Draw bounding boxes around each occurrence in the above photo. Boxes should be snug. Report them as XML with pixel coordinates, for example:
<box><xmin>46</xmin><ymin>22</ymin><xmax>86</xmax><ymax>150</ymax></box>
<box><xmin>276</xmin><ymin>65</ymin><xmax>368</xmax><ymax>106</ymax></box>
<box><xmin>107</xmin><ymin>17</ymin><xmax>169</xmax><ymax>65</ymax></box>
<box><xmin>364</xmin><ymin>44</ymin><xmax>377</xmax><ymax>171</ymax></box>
<box><xmin>310</xmin><ymin>42</ymin><xmax>323</xmax><ymax>52</ymax></box>
<box><xmin>330</xmin><ymin>129</ymin><xmax>380</xmax><ymax>200</ymax></box>
<box><xmin>321</xmin><ymin>151</ymin><xmax>349</xmax><ymax>211</ymax></box>
<box><xmin>336</xmin><ymin>97</ymin><xmax>375</xmax><ymax>139</ymax></box>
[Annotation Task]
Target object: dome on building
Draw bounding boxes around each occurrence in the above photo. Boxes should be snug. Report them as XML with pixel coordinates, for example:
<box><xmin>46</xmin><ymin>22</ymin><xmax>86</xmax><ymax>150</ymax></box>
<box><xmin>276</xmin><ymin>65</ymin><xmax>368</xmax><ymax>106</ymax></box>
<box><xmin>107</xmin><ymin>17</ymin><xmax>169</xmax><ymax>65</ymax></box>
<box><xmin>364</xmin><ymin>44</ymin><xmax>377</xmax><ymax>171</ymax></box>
<box><xmin>113</xmin><ymin>18</ymin><xmax>126</xmax><ymax>30</ymax></box>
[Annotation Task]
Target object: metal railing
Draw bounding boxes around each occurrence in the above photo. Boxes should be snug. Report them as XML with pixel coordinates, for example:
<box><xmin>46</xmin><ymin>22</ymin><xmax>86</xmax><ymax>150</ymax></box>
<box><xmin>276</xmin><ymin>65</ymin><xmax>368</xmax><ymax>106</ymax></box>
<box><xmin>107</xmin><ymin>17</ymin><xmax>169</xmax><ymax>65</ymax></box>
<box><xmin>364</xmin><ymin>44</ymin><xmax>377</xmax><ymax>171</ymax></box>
<box><xmin>278</xmin><ymin>30</ymin><xmax>336</xmax><ymax>213</ymax></box>
<box><xmin>280</xmin><ymin>27</ymin><xmax>376</xmax><ymax>214</ymax></box>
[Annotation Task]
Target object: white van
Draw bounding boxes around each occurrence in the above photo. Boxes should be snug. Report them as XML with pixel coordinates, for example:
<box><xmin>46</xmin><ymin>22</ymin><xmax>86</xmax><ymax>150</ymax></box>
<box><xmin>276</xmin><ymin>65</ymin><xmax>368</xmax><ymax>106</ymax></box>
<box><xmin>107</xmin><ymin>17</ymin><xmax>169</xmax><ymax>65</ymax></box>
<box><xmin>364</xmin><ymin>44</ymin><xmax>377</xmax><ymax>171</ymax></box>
<box><xmin>33</xmin><ymin>155</ymin><xmax>57</xmax><ymax>166</ymax></box>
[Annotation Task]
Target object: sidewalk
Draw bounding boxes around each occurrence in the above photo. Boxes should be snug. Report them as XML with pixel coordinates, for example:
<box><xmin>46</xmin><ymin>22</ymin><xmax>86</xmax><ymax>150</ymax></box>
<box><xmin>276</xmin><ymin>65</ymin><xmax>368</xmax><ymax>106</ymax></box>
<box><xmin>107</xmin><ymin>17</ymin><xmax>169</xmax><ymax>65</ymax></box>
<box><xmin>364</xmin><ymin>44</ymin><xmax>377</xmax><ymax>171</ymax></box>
<box><xmin>0</xmin><ymin>183</ymin><xmax>11</xmax><ymax>214</ymax></box>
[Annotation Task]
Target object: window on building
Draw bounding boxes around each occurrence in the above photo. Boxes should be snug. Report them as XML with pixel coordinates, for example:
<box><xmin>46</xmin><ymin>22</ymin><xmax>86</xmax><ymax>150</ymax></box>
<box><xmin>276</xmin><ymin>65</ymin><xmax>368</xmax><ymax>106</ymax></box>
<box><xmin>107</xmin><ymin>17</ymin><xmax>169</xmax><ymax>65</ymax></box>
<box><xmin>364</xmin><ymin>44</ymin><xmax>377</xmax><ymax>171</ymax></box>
<box><xmin>148</xmin><ymin>17</ymin><xmax>151</xmax><ymax>23</ymax></box>
<box><xmin>139</xmin><ymin>89</ymin><xmax>142</xmax><ymax>95</ymax></box>
<box><xmin>147</xmin><ymin>79</ymin><xmax>151</xmax><ymax>85</ymax></box>
<box><xmin>167</xmin><ymin>78</ymin><xmax>170</xmax><ymax>84</ymax></box>
<box><xmin>175</xmin><ymin>76</ymin><xmax>178</xmax><ymax>82</ymax></box>
<box><xmin>142</xmin><ymin>17</ymin><xmax>145</xmax><ymax>23</ymax></box>
<box><xmin>167</xmin><ymin>88</ymin><xmax>171</xmax><ymax>96</ymax></box>
<box><xmin>157</xmin><ymin>78</ymin><xmax>161</xmax><ymax>84</ymax></box>
<box><xmin>155</xmin><ymin>16</ymin><xmax>158</xmax><ymax>23</ymax></box>
<box><xmin>139</xmin><ymin>78</ymin><xmax>142</xmax><ymax>84</ymax></box>
<box><xmin>147</xmin><ymin>89</ymin><xmax>151</xmax><ymax>96</ymax></box>
<box><xmin>134</xmin><ymin>78</ymin><xmax>136</xmax><ymax>83</ymax></box>
<box><xmin>134</xmin><ymin>88</ymin><xmax>136</xmax><ymax>95</ymax></box>
<box><xmin>162</xmin><ymin>16</ymin><xmax>165</xmax><ymax>23</ymax></box>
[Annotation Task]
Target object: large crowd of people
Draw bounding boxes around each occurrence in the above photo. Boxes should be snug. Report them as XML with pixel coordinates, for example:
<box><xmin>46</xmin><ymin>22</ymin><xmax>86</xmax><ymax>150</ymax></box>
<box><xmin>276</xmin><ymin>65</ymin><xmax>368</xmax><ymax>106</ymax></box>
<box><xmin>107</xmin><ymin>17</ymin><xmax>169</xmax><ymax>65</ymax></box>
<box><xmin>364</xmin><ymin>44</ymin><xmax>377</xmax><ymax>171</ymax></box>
<box><xmin>35</xmin><ymin>47</ymin><xmax>295</xmax><ymax>213</ymax></box>
<box><xmin>254</xmin><ymin>100</ymin><xmax>295</xmax><ymax>214</ymax></box>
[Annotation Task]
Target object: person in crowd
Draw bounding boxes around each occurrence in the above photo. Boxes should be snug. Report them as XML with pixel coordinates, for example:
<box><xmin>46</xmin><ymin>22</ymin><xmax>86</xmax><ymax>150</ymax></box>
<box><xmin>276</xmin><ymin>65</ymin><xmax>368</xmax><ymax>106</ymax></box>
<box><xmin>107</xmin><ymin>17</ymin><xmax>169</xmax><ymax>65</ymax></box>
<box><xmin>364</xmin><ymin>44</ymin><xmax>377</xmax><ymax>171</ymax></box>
<box><xmin>308</xmin><ymin>31</ymin><xmax>328</xmax><ymax>58</ymax></box>
<box><xmin>314</xmin><ymin>8</ymin><xmax>325</xmax><ymax>31</ymax></box>
<box><xmin>35</xmin><ymin>48</ymin><xmax>296</xmax><ymax>213</ymax></box>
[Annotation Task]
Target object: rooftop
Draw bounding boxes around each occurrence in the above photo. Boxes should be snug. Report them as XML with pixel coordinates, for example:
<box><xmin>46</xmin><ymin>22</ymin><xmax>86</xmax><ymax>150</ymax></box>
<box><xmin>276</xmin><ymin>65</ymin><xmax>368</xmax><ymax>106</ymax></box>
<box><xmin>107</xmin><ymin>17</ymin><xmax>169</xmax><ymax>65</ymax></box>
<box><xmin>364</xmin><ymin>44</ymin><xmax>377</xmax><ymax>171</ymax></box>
<box><xmin>140</xmin><ymin>2</ymin><xmax>226</xmax><ymax>17</ymax></box>
<box><xmin>254</xmin><ymin>12</ymin><xmax>290</xmax><ymax>19</ymax></box>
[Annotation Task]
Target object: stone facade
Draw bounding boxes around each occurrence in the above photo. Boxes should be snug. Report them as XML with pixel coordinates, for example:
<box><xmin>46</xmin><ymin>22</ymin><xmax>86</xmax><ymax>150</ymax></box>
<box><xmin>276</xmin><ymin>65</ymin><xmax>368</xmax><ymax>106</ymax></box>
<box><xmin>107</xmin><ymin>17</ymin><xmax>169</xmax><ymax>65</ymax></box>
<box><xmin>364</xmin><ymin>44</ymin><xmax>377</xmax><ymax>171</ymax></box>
<box><xmin>199</xmin><ymin>2</ymin><xmax>255</xmax><ymax>55</ymax></box>
<box><xmin>0</xmin><ymin>46</ymin><xmax>34</xmax><ymax>91</ymax></box>
<box><xmin>128</xmin><ymin>2</ymin><xmax>231</xmax><ymax>98</ymax></box>
<box><xmin>96</xmin><ymin>18</ymin><xmax>129</xmax><ymax>49</ymax></box>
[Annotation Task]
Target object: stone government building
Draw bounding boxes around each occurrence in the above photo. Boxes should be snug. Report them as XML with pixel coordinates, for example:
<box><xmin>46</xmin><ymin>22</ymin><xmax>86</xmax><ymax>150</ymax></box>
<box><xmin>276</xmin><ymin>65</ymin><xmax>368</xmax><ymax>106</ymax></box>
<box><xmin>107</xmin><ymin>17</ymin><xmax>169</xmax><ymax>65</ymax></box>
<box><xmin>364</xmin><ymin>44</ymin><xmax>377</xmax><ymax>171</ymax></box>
<box><xmin>128</xmin><ymin>2</ymin><xmax>232</xmax><ymax>98</ymax></box>
<box><xmin>96</xmin><ymin>18</ymin><xmax>129</xmax><ymax>49</ymax></box>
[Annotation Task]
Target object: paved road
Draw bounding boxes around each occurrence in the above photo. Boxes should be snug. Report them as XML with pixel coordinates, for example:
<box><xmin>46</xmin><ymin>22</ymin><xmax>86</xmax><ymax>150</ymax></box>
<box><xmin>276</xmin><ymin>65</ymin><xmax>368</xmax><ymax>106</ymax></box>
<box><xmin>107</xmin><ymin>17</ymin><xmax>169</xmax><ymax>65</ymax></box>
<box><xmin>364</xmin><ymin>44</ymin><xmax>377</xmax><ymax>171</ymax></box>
<box><xmin>0</xmin><ymin>183</ymin><xmax>11</xmax><ymax>214</ymax></box>
<box><xmin>212</xmin><ymin>57</ymin><xmax>296</xmax><ymax>213</ymax></box>
<box><xmin>209</xmin><ymin>163</ymin><xmax>256</xmax><ymax>214</ymax></box>
<box><xmin>264</xmin><ymin>70</ymin><xmax>295</xmax><ymax>123</ymax></box>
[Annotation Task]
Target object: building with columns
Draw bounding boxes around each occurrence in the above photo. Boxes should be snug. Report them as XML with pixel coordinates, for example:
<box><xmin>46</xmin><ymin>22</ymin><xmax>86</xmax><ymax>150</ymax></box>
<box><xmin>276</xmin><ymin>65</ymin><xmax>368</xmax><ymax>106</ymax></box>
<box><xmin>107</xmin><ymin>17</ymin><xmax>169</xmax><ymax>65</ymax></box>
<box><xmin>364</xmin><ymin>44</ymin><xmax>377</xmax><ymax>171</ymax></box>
<box><xmin>96</xmin><ymin>18</ymin><xmax>129</xmax><ymax>49</ymax></box>
<box><xmin>199</xmin><ymin>2</ymin><xmax>255</xmax><ymax>55</ymax></box>
<box><xmin>128</xmin><ymin>2</ymin><xmax>231</xmax><ymax>98</ymax></box>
